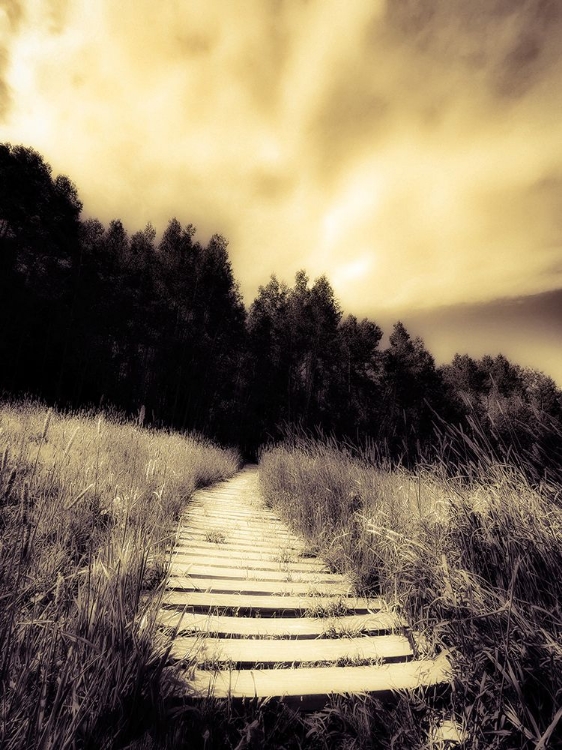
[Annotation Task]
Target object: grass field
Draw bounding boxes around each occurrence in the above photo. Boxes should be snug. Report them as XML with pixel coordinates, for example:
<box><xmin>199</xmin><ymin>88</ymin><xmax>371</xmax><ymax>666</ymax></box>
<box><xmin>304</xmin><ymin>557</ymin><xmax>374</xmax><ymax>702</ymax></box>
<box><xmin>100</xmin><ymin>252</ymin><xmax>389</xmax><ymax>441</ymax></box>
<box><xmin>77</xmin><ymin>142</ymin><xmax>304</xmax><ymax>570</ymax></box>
<box><xmin>3</xmin><ymin>401</ymin><xmax>561</xmax><ymax>748</ymax></box>
<box><xmin>259</xmin><ymin>437</ymin><xmax>562</xmax><ymax>749</ymax></box>
<box><xmin>0</xmin><ymin>400</ymin><xmax>239</xmax><ymax>750</ymax></box>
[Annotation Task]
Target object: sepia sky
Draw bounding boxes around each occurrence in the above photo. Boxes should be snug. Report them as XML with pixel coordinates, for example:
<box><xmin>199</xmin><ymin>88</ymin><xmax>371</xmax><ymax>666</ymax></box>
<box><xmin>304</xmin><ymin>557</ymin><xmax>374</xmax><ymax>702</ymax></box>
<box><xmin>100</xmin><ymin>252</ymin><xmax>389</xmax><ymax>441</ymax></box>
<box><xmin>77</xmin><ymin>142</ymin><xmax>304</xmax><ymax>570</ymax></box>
<box><xmin>1</xmin><ymin>0</ymin><xmax>561</xmax><ymax>382</ymax></box>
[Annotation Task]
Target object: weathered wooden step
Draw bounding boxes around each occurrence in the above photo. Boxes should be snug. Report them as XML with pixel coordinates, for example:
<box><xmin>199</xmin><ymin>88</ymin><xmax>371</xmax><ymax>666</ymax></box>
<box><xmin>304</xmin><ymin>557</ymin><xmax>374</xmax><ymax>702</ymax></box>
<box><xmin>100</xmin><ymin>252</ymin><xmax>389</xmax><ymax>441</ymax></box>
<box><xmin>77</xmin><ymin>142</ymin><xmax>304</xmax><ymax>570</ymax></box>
<box><xmin>184</xmin><ymin>523</ymin><xmax>290</xmax><ymax>538</ymax></box>
<box><xmin>173</xmin><ymin>634</ymin><xmax>414</xmax><ymax>665</ymax></box>
<box><xmin>166</xmin><ymin>575</ymin><xmax>352</xmax><ymax>596</ymax></box>
<box><xmin>185</xmin><ymin>502</ymin><xmax>282</xmax><ymax>515</ymax></box>
<box><xmin>180</xmin><ymin>522</ymin><xmax>296</xmax><ymax>547</ymax></box>
<box><xmin>186</xmin><ymin>506</ymin><xmax>282</xmax><ymax>516</ymax></box>
<box><xmin>174</xmin><ymin>543</ymin><xmax>311</xmax><ymax>562</ymax></box>
<box><xmin>173</xmin><ymin>548</ymin><xmax>326</xmax><ymax>566</ymax></box>
<box><xmin>178</xmin><ymin>524</ymin><xmax>298</xmax><ymax>537</ymax></box>
<box><xmin>160</xmin><ymin>611</ymin><xmax>405</xmax><ymax>637</ymax></box>
<box><xmin>163</xmin><ymin>590</ymin><xmax>382</xmax><ymax>616</ymax></box>
<box><xmin>170</xmin><ymin>561</ymin><xmax>347</xmax><ymax>583</ymax></box>
<box><xmin>161</xmin><ymin>466</ymin><xmax>451</xmax><ymax>708</ymax></box>
<box><xmin>173</xmin><ymin>548</ymin><xmax>328</xmax><ymax>570</ymax></box>
<box><xmin>190</xmin><ymin>492</ymin><xmax>258</xmax><ymax>503</ymax></box>
<box><xmin>178</xmin><ymin>530</ymin><xmax>303</xmax><ymax>548</ymax></box>
<box><xmin>175</xmin><ymin>543</ymin><xmax>306</xmax><ymax>559</ymax></box>
<box><xmin>180</xmin><ymin>525</ymin><xmax>302</xmax><ymax>542</ymax></box>
<box><xmin>175</xmin><ymin>541</ymin><xmax>304</xmax><ymax>558</ymax></box>
<box><xmin>174</xmin><ymin>534</ymin><xmax>303</xmax><ymax>550</ymax></box>
<box><xmin>187</xmin><ymin>652</ymin><xmax>451</xmax><ymax>708</ymax></box>
<box><xmin>185</xmin><ymin>506</ymin><xmax>284</xmax><ymax>521</ymax></box>
<box><xmin>185</xmin><ymin>508</ymin><xmax>283</xmax><ymax>523</ymax></box>
<box><xmin>176</xmin><ymin>530</ymin><xmax>301</xmax><ymax>545</ymax></box>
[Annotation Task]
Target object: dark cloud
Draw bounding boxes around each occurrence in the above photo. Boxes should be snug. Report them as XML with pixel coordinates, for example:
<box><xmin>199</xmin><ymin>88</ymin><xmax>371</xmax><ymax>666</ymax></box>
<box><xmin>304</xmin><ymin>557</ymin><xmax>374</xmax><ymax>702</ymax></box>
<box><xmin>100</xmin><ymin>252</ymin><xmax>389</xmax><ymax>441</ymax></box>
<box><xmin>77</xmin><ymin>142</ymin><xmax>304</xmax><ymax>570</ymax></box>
<box><xmin>310</xmin><ymin>72</ymin><xmax>390</xmax><ymax>184</ymax></box>
<box><xmin>2</xmin><ymin>0</ymin><xmax>562</xmax><ymax>335</ymax></box>
<box><xmin>0</xmin><ymin>82</ymin><xmax>9</xmax><ymax>119</ymax></box>
<box><xmin>379</xmin><ymin>0</ymin><xmax>562</xmax><ymax>101</ymax></box>
<box><xmin>495</xmin><ymin>32</ymin><xmax>543</xmax><ymax>98</ymax></box>
<box><xmin>174</xmin><ymin>32</ymin><xmax>214</xmax><ymax>58</ymax></box>
<box><xmin>251</xmin><ymin>170</ymin><xmax>295</xmax><ymax>202</ymax></box>
<box><xmin>528</xmin><ymin>174</ymin><xmax>562</xmax><ymax>235</ymax></box>
<box><xmin>0</xmin><ymin>0</ymin><xmax>24</xmax><ymax>120</ymax></box>
<box><xmin>384</xmin><ymin>288</ymin><xmax>562</xmax><ymax>385</ymax></box>
<box><xmin>46</xmin><ymin>0</ymin><xmax>70</xmax><ymax>34</ymax></box>
<box><xmin>0</xmin><ymin>50</ymin><xmax>9</xmax><ymax>118</ymax></box>
<box><xmin>0</xmin><ymin>0</ymin><xmax>23</xmax><ymax>29</ymax></box>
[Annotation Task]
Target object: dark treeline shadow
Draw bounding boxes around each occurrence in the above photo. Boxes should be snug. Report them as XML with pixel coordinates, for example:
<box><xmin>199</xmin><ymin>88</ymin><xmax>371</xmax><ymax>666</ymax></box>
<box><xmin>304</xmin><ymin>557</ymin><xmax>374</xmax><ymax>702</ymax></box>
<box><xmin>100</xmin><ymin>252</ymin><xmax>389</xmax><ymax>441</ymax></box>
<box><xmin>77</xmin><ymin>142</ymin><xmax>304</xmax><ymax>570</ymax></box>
<box><xmin>2</xmin><ymin>143</ymin><xmax>562</xmax><ymax>483</ymax></box>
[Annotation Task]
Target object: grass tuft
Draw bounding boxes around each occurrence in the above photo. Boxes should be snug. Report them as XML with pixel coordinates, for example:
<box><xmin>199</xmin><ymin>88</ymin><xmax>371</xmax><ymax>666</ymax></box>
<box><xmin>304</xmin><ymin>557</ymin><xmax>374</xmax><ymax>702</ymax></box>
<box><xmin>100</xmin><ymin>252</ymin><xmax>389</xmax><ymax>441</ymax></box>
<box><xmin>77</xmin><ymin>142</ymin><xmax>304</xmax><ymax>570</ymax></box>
<box><xmin>259</xmin><ymin>435</ymin><xmax>562</xmax><ymax>748</ymax></box>
<box><xmin>0</xmin><ymin>399</ymin><xmax>239</xmax><ymax>749</ymax></box>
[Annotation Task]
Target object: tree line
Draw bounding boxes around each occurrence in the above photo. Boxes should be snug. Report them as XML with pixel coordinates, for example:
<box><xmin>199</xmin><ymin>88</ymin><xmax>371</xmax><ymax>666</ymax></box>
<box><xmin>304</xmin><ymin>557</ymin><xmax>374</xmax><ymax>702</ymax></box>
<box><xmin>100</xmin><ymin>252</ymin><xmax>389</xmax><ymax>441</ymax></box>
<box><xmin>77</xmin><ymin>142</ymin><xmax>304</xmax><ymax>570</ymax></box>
<box><xmin>2</xmin><ymin>143</ymin><xmax>561</xmax><ymax>477</ymax></box>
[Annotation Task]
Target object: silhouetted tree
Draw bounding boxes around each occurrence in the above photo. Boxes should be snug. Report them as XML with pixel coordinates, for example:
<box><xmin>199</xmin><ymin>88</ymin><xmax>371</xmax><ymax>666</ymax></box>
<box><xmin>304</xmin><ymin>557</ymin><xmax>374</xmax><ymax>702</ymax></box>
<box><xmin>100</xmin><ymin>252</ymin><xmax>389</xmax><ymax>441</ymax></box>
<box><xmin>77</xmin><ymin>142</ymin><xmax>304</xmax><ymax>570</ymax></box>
<box><xmin>0</xmin><ymin>144</ymin><xmax>82</xmax><ymax>399</ymax></box>
<box><xmin>333</xmin><ymin>315</ymin><xmax>383</xmax><ymax>436</ymax></box>
<box><xmin>287</xmin><ymin>272</ymin><xmax>342</xmax><ymax>423</ymax></box>
<box><xmin>2</xmin><ymin>141</ymin><xmax>561</xmax><ymax>476</ymax></box>
<box><xmin>245</xmin><ymin>275</ymin><xmax>291</xmax><ymax>444</ymax></box>
<box><xmin>185</xmin><ymin>233</ymin><xmax>246</xmax><ymax>439</ymax></box>
<box><xmin>381</xmin><ymin>322</ymin><xmax>442</xmax><ymax>458</ymax></box>
<box><xmin>246</xmin><ymin>271</ymin><xmax>346</xmax><ymax>442</ymax></box>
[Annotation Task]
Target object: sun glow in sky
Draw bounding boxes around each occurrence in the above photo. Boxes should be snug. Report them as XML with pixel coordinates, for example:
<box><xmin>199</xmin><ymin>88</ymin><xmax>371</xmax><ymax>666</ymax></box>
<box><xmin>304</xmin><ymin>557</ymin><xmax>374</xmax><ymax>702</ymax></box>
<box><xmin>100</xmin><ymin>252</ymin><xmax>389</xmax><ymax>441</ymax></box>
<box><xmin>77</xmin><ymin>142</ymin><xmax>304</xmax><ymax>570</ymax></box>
<box><xmin>1</xmin><ymin>0</ymin><xmax>561</xmax><ymax>381</ymax></box>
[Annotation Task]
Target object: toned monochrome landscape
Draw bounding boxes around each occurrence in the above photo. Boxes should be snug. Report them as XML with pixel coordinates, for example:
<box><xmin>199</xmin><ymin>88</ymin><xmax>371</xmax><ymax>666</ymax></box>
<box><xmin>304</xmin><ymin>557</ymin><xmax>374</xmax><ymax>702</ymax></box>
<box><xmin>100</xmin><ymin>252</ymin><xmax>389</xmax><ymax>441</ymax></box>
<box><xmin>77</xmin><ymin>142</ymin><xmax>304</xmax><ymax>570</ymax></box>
<box><xmin>1</xmin><ymin>1</ymin><xmax>562</xmax><ymax>748</ymax></box>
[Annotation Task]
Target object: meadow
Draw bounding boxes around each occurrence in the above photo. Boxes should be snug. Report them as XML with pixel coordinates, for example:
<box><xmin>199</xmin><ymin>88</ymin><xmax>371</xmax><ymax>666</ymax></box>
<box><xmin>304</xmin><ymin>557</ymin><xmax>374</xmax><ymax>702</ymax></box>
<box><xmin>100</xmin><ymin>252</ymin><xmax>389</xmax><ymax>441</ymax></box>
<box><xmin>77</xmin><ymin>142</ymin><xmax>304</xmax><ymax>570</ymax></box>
<box><xmin>2</xmin><ymin>399</ymin><xmax>561</xmax><ymax>749</ymax></box>
<box><xmin>0</xmin><ymin>401</ymin><xmax>239</xmax><ymax>749</ymax></box>
<box><xmin>259</xmin><ymin>437</ymin><xmax>562</xmax><ymax>749</ymax></box>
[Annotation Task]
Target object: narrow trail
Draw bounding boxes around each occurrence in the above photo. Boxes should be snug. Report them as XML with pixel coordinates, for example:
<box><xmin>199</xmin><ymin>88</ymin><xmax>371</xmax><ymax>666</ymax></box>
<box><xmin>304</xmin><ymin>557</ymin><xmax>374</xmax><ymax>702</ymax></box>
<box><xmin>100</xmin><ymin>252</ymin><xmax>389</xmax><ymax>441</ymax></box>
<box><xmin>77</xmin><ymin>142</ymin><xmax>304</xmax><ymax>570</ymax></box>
<box><xmin>159</xmin><ymin>466</ymin><xmax>450</xmax><ymax>709</ymax></box>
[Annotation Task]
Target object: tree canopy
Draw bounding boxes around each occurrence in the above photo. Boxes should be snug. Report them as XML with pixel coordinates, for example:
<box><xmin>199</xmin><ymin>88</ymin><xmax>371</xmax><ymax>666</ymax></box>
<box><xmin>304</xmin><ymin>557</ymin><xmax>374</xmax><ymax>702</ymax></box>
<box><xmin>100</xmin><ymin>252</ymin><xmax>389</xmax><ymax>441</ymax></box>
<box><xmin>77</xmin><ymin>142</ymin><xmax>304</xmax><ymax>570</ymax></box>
<box><xmin>1</xmin><ymin>143</ymin><xmax>561</xmax><ymax>475</ymax></box>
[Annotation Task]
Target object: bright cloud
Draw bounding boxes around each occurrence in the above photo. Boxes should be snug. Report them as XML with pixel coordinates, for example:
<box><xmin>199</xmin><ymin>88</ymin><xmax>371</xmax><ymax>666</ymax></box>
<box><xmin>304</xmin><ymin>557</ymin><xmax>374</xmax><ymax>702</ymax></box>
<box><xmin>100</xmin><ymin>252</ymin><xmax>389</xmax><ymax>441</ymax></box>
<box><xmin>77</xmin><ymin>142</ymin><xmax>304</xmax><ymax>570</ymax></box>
<box><xmin>1</xmin><ymin>0</ymin><xmax>562</xmax><ymax>316</ymax></box>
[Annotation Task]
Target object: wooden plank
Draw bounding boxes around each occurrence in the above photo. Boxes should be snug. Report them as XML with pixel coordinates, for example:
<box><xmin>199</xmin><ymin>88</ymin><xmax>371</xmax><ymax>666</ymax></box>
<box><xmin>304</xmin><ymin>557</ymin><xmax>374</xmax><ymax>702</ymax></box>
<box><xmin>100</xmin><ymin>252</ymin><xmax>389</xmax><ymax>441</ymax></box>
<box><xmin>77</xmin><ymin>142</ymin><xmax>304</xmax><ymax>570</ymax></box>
<box><xmin>163</xmin><ymin>590</ymin><xmax>382</xmax><ymax>615</ymax></box>
<box><xmin>178</xmin><ymin>523</ymin><xmax>301</xmax><ymax>539</ymax></box>
<box><xmin>189</xmin><ymin>505</ymin><xmax>273</xmax><ymax>516</ymax></box>
<box><xmin>186</xmin><ymin>502</ymin><xmax>281</xmax><ymax>515</ymax></box>
<box><xmin>178</xmin><ymin>529</ymin><xmax>303</xmax><ymax>546</ymax></box>
<box><xmin>167</xmin><ymin>575</ymin><xmax>352</xmax><ymax>596</ymax></box>
<box><xmin>174</xmin><ymin>543</ymin><xmax>314</xmax><ymax>559</ymax></box>
<box><xmin>182</xmin><ymin>514</ymin><xmax>288</xmax><ymax>526</ymax></box>
<box><xmin>166</xmin><ymin>575</ymin><xmax>355</xmax><ymax>597</ymax></box>
<box><xmin>186</xmin><ymin>506</ymin><xmax>280</xmax><ymax>515</ymax></box>
<box><xmin>170</xmin><ymin>561</ymin><xmax>347</xmax><ymax>583</ymax></box>
<box><xmin>176</xmin><ymin>534</ymin><xmax>303</xmax><ymax>550</ymax></box>
<box><xmin>187</xmin><ymin>506</ymin><xmax>276</xmax><ymax>518</ymax></box>
<box><xmin>174</xmin><ymin>538</ymin><xmax>306</xmax><ymax>555</ymax></box>
<box><xmin>187</xmin><ymin>506</ymin><xmax>282</xmax><ymax>518</ymax></box>
<box><xmin>172</xmin><ymin>545</ymin><xmax>307</xmax><ymax>561</ymax></box>
<box><xmin>185</xmin><ymin>521</ymin><xmax>288</xmax><ymax>534</ymax></box>
<box><xmin>185</xmin><ymin>508</ymin><xmax>283</xmax><ymax>523</ymax></box>
<box><xmin>175</xmin><ymin>544</ymin><xmax>306</xmax><ymax>560</ymax></box>
<box><xmin>159</xmin><ymin>611</ymin><xmax>406</xmax><ymax>637</ymax></box>
<box><xmin>175</xmin><ymin>532</ymin><xmax>303</xmax><ymax>548</ymax></box>
<box><xmin>172</xmin><ymin>556</ymin><xmax>330</xmax><ymax>576</ymax></box>
<box><xmin>191</xmin><ymin>490</ymin><xmax>257</xmax><ymax>501</ymax></box>
<box><xmin>181</xmin><ymin>525</ymin><xmax>301</xmax><ymax>542</ymax></box>
<box><xmin>187</xmin><ymin>519</ymin><xmax>286</xmax><ymax>530</ymax></box>
<box><xmin>172</xmin><ymin>634</ymin><xmax>414</xmax><ymax>665</ymax></box>
<box><xmin>173</xmin><ymin>548</ymin><xmax>328</xmax><ymax>570</ymax></box>
<box><xmin>188</xmin><ymin>494</ymin><xmax>277</xmax><ymax>508</ymax></box>
<box><xmin>188</xmin><ymin>653</ymin><xmax>451</xmax><ymax>706</ymax></box>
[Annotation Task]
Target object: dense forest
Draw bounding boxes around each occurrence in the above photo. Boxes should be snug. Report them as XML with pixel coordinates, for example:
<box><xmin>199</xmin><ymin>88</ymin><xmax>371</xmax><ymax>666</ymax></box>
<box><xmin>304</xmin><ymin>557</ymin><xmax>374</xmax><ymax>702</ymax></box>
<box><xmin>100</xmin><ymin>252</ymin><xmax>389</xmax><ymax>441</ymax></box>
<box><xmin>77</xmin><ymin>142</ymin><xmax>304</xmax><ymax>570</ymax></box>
<box><xmin>2</xmin><ymin>143</ymin><xmax>562</xmax><ymax>476</ymax></box>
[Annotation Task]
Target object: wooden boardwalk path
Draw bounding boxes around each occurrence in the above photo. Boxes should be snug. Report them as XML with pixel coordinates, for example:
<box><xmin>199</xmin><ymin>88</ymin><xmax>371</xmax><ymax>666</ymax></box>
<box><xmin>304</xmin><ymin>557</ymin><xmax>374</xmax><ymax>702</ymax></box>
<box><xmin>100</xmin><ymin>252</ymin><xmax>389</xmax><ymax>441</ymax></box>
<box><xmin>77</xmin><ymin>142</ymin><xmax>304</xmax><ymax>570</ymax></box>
<box><xmin>160</xmin><ymin>466</ymin><xmax>451</xmax><ymax>709</ymax></box>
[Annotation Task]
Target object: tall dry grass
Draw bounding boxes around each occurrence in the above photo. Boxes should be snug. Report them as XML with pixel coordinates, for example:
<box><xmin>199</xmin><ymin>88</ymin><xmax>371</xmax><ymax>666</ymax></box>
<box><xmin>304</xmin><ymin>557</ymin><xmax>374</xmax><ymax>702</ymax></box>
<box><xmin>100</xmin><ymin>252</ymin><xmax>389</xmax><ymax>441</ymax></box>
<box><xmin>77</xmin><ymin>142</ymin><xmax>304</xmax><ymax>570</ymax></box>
<box><xmin>0</xmin><ymin>400</ymin><xmax>239</xmax><ymax>749</ymax></box>
<box><xmin>259</xmin><ymin>437</ymin><xmax>562</xmax><ymax>749</ymax></box>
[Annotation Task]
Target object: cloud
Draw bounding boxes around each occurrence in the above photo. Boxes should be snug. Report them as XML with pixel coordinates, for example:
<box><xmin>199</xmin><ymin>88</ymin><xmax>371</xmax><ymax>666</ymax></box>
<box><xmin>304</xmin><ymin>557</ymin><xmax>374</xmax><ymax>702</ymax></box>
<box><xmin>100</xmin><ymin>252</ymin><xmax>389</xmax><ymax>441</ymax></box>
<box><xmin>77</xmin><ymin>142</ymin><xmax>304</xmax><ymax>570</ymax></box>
<box><xmin>0</xmin><ymin>0</ymin><xmax>24</xmax><ymax>115</ymax></box>
<box><xmin>0</xmin><ymin>0</ymin><xmax>561</xmax><ymax>316</ymax></box>
<box><xmin>398</xmin><ymin>289</ymin><xmax>562</xmax><ymax>386</ymax></box>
